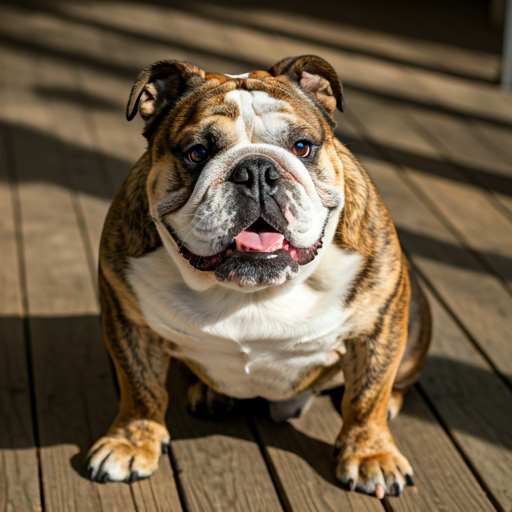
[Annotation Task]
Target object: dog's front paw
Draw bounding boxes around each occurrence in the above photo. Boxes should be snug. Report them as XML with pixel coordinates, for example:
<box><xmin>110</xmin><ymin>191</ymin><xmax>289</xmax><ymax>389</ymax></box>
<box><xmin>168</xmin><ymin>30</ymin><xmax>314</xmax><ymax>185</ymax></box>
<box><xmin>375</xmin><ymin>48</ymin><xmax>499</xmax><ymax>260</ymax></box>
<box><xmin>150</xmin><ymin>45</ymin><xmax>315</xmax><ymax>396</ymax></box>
<box><xmin>85</xmin><ymin>420</ymin><xmax>170</xmax><ymax>483</ymax></box>
<box><xmin>335</xmin><ymin>427</ymin><xmax>413</xmax><ymax>498</ymax></box>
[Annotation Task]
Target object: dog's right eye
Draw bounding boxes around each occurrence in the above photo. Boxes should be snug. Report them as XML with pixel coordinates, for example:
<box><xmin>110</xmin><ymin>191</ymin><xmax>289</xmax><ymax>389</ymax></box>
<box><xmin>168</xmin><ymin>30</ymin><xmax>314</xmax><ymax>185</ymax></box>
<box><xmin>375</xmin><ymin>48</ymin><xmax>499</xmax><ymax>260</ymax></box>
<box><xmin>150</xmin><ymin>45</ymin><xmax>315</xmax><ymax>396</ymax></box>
<box><xmin>187</xmin><ymin>145</ymin><xmax>209</xmax><ymax>164</ymax></box>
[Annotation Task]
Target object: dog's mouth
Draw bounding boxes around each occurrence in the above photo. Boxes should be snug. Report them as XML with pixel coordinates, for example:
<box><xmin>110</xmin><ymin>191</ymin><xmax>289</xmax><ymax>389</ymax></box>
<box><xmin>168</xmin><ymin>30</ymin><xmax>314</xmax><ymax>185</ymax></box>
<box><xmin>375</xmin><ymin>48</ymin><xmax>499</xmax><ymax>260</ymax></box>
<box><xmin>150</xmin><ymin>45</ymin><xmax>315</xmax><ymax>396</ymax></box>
<box><xmin>167</xmin><ymin>218</ymin><xmax>324</xmax><ymax>286</ymax></box>
<box><xmin>233</xmin><ymin>218</ymin><xmax>323</xmax><ymax>264</ymax></box>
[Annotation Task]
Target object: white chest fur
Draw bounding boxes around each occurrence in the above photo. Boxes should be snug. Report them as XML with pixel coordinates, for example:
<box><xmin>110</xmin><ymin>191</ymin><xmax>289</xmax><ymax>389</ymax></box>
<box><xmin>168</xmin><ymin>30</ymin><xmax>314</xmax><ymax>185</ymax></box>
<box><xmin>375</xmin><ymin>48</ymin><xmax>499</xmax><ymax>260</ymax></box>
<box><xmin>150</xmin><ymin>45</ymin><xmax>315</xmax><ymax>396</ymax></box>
<box><xmin>127</xmin><ymin>246</ymin><xmax>362</xmax><ymax>400</ymax></box>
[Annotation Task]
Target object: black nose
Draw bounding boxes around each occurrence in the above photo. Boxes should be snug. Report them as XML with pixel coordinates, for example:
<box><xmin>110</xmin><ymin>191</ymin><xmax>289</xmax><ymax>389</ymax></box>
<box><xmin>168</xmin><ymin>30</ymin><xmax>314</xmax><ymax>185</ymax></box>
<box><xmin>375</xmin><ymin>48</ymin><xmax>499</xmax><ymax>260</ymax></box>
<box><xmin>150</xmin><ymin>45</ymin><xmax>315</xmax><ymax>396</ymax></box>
<box><xmin>230</xmin><ymin>157</ymin><xmax>280</xmax><ymax>196</ymax></box>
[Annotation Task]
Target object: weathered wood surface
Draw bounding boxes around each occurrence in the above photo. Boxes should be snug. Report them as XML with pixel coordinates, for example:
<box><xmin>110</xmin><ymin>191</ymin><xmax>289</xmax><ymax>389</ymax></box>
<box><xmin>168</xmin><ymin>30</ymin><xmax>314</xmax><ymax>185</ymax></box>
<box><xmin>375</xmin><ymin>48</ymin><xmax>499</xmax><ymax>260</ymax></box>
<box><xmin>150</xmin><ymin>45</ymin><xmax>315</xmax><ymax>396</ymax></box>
<box><xmin>167</xmin><ymin>363</ymin><xmax>284</xmax><ymax>512</ymax></box>
<box><xmin>0</xmin><ymin>127</ymin><xmax>42</xmax><ymax>512</ymax></box>
<box><xmin>387</xmin><ymin>387</ymin><xmax>495</xmax><ymax>512</ymax></box>
<box><xmin>0</xmin><ymin>0</ymin><xmax>511</xmax><ymax>511</ymax></box>
<box><xmin>343</xmin><ymin>93</ymin><xmax>512</xmax><ymax>290</ymax></box>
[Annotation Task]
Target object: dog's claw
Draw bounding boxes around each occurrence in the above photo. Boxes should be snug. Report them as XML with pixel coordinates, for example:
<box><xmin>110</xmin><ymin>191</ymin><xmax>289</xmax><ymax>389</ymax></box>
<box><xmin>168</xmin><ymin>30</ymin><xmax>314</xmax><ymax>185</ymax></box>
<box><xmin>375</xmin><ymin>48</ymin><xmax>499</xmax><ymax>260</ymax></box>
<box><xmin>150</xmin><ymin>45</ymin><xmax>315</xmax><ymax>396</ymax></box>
<box><xmin>99</xmin><ymin>471</ymin><xmax>110</xmax><ymax>483</ymax></box>
<box><xmin>405</xmin><ymin>474</ymin><xmax>415</xmax><ymax>486</ymax></box>
<box><xmin>335</xmin><ymin>431</ymin><xmax>412</xmax><ymax>499</ymax></box>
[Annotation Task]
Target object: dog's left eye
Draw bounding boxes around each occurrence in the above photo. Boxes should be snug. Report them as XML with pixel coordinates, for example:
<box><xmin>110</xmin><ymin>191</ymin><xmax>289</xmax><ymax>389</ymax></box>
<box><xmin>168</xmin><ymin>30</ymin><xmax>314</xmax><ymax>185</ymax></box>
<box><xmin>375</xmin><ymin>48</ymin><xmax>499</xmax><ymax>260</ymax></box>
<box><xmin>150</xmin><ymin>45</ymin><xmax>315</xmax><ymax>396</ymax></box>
<box><xmin>187</xmin><ymin>145</ymin><xmax>209</xmax><ymax>164</ymax></box>
<box><xmin>292</xmin><ymin>141</ymin><xmax>311</xmax><ymax>158</ymax></box>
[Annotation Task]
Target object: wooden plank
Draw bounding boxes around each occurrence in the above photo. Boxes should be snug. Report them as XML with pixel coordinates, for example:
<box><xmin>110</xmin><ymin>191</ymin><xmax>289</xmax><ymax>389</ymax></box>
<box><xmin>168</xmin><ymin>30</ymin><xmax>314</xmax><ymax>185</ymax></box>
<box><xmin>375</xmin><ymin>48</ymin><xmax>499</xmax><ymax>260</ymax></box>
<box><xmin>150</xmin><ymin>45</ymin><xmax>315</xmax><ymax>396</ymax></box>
<box><xmin>0</xmin><ymin>129</ymin><xmax>42</xmax><ymax>512</ymax></box>
<box><xmin>336</xmin><ymin>104</ymin><xmax>512</xmax><ymax>388</ymax></box>
<box><xmin>456</xmin><ymin>117</ymin><xmax>512</xmax><ymax>217</ymax></box>
<box><xmin>167</xmin><ymin>362</ymin><xmax>284</xmax><ymax>512</ymax></box>
<box><xmin>38</xmin><ymin>57</ymin><xmax>109</xmax><ymax>283</ymax></box>
<box><xmin>470</xmin><ymin>116</ymin><xmax>512</xmax><ymax>176</ymax></box>
<box><xmin>402</xmin><ymin>102</ymin><xmax>512</xmax><ymax>225</ymax></box>
<box><xmin>387</xmin><ymin>388</ymin><xmax>496</xmax><ymax>512</ymax></box>
<box><xmin>60</xmin><ymin>1</ymin><xmax>246</xmax><ymax>77</ymax></box>
<box><xmin>406</xmin><ymin>65</ymin><xmax>512</xmax><ymax>126</ymax></box>
<box><xmin>466</xmin><ymin>119</ymin><xmax>512</xmax><ymax>249</ymax></box>
<box><xmin>251</xmin><ymin>396</ymin><xmax>384</xmax><ymax>512</ymax></box>
<box><xmin>417</xmin><ymin>281</ymin><xmax>512</xmax><ymax>511</ymax></box>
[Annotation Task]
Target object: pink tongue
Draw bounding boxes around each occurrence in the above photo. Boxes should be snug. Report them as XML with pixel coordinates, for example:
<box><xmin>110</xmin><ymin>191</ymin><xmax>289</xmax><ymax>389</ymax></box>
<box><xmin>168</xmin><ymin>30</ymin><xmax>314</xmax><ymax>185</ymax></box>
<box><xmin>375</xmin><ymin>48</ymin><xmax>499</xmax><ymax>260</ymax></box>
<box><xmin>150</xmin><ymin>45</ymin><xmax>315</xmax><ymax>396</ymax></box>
<box><xmin>235</xmin><ymin>231</ymin><xmax>284</xmax><ymax>252</ymax></box>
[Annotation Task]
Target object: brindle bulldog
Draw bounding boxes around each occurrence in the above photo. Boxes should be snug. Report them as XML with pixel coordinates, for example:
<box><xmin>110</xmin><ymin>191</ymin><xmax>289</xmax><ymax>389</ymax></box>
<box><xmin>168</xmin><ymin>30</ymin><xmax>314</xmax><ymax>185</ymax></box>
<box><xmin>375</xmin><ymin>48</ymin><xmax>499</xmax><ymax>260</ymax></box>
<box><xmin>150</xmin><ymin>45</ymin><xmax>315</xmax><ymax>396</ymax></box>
<box><xmin>85</xmin><ymin>55</ymin><xmax>431</xmax><ymax>498</ymax></box>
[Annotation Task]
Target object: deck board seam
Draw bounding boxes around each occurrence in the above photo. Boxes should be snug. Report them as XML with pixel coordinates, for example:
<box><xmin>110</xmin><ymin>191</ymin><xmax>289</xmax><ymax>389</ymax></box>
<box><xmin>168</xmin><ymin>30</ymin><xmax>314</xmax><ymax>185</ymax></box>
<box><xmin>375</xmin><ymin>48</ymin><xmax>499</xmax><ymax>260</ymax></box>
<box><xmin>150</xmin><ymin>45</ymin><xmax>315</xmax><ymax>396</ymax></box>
<box><xmin>414</xmin><ymin>384</ymin><xmax>503</xmax><ymax>512</ymax></box>
<box><xmin>167</xmin><ymin>447</ymin><xmax>192</xmax><ymax>512</ymax></box>
<box><xmin>405</xmin><ymin>253</ymin><xmax>512</xmax><ymax>397</ymax></box>
<box><xmin>4</xmin><ymin>126</ymin><xmax>47</xmax><ymax>512</ymax></box>
<box><xmin>245</xmin><ymin>412</ymin><xmax>296</xmax><ymax>512</ymax></box>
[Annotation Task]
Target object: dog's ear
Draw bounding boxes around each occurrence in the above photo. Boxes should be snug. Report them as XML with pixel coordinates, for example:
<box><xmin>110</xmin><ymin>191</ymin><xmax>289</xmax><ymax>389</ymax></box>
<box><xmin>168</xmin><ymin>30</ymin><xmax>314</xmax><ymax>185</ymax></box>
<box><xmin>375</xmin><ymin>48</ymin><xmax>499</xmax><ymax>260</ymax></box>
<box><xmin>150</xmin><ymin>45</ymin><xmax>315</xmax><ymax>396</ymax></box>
<box><xmin>126</xmin><ymin>60</ymin><xmax>205</xmax><ymax>129</ymax></box>
<box><xmin>269</xmin><ymin>55</ymin><xmax>344</xmax><ymax>114</ymax></box>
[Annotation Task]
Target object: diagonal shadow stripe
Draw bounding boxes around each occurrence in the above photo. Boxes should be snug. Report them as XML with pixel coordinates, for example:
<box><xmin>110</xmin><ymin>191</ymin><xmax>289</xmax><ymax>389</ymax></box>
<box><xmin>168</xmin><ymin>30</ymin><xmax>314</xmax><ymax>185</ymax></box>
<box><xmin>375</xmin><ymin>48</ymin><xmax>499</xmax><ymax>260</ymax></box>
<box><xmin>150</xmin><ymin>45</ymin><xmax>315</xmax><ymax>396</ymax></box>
<box><xmin>336</xmin><ymin>128</ymin><xmax>512</xmax><ymax>199</ymax></box>
<box><xmin>2</xmin><ymin>0</ymin><xmax>510</xmax><ymax>129</ymax></box>
<box><xmin>140</xmin><ymin>0</ymin><xmax>499</xmax><ymax>84</ymax></box>
<box><xmin>396</xmin><ymin>227</ymin><xmax>512</xmax><ymax>283</ymax></box>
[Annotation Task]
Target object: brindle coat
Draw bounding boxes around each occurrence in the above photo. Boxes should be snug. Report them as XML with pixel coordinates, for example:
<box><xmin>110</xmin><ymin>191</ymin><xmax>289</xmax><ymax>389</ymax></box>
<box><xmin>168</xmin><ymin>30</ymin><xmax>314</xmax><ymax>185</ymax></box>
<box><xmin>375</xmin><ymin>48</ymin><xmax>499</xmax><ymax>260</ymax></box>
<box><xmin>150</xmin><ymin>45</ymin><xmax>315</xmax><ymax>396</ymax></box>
<box><xmin>86</xmin><ymin>55</ymin><xmax>431</xmax><ymax>497</ymax></box>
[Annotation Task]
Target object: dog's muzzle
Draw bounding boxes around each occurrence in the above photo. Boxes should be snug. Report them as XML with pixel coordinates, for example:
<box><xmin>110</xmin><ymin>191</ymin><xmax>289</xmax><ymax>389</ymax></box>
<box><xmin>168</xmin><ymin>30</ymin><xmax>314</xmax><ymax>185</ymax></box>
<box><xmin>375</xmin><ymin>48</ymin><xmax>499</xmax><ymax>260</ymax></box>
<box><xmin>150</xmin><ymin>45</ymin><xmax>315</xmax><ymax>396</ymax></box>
<box><xmin>165</xmin><ymin>155</ymin><xmax>326</xmax><ymax>287</ymax></box>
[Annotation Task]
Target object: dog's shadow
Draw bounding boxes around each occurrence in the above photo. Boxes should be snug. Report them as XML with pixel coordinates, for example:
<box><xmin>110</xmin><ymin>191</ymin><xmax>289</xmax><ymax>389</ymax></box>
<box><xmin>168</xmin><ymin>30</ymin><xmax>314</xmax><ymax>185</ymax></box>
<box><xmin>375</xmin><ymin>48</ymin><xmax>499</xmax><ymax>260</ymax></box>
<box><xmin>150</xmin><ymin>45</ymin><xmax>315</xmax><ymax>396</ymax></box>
<box><xmin>164</xmin><ymin>361</ymin><xmax>343</xmax><ymax>485</ymax></box>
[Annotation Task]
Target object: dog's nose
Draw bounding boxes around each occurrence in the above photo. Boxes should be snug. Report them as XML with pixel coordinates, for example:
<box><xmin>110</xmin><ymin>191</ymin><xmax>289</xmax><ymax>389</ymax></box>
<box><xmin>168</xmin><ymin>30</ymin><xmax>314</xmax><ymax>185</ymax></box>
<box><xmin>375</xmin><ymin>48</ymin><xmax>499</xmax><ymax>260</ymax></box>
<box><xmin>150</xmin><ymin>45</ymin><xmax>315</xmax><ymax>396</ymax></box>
<box><xmin>230</xmin><ymin>157</ymin><xmax>280</xmax><ymax>195</ymax></box>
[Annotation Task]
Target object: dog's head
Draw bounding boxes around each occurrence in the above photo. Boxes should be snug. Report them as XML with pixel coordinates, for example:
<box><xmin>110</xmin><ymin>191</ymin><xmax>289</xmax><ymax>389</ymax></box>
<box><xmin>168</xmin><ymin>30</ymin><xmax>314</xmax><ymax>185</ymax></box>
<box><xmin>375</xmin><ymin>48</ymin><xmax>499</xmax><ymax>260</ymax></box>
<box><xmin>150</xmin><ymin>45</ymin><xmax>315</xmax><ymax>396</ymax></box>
<box><xmin>127</xmin><ymin>55</ymin><xmax>346</xmax><ymax>290</ymax></box>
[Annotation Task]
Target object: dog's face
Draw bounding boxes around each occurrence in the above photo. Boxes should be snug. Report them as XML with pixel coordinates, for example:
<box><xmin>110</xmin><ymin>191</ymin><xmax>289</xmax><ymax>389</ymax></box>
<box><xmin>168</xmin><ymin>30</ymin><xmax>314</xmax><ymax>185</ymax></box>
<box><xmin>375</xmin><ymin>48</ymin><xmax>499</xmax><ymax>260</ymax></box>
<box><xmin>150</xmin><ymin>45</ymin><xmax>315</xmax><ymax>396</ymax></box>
<box><xmin>127</xmin><ymin>56</ymin><xmax>346</xmax><ymax>289</ymax></box>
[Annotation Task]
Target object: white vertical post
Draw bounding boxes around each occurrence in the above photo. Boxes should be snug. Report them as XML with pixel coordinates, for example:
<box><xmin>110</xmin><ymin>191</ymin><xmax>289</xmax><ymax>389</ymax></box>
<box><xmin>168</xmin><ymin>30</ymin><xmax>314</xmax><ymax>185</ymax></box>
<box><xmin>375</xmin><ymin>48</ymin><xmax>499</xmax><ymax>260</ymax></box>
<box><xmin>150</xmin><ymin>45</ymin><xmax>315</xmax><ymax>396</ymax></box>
<box><xmin>502</xmin><ymin>0</ymin><xmax>512</xmax><ymax>87</ymax></box>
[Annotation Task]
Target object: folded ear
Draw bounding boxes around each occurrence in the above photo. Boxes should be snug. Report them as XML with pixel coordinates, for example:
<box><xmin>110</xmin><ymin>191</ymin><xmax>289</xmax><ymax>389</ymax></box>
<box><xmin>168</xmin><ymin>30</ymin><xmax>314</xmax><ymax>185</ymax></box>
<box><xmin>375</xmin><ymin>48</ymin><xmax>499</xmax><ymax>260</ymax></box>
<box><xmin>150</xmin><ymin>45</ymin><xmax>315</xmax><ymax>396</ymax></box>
<box><xmin>269</xmin><ymin>55</ymin><xmax>344</xmax><ymax>114</ymax></box>
<box><xmin>126</xmin><ymin>60</ymin><xmax>205</xmax><ymax>131</ymax></box>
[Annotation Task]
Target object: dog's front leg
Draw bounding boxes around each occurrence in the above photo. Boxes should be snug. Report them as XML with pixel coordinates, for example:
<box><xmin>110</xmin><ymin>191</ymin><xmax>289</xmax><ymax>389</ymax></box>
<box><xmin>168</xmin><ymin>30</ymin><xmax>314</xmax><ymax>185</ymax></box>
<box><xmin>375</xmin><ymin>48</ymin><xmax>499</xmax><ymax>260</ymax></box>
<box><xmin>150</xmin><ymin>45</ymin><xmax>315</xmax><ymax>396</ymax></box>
<box><xmin>335</xmin><ymin>278</ymin><xmax>413</xmax><ymax>498</ymax></box>
<box><xmin>85</xmin><ymin>275</ymin><xmax>171</xmax><ymax>483</ymax></box>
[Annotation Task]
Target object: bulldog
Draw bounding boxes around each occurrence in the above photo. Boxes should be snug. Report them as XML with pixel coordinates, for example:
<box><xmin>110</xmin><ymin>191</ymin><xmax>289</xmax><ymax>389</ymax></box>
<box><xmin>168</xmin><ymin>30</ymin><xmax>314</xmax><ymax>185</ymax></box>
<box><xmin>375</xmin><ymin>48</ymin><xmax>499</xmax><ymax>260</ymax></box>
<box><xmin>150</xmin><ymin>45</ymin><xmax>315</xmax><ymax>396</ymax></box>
<box><xmin>85</xmin><ymin>55</ymin><xmax>431</xmax><ymax>498</ymax></box>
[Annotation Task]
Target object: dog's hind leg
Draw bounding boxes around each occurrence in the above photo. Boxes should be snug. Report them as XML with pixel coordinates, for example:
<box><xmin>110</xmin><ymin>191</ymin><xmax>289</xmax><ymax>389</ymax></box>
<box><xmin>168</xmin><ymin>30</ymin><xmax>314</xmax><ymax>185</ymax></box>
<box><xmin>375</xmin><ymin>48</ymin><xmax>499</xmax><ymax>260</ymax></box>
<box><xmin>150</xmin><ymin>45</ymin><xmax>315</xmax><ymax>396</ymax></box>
<box><xmin>389</xmin><ymin>264</ymin><xmax>432</xmax><ymax>420</ymax></box>
<box><xmin>268</xmin><ymin>389</ymin><xmax>315</xmax><ymax>422</ymax></box>
<box><xmin>187</xmin><ymin>380</ymin><xmax>235</xmax><ymax>417</ymax></box>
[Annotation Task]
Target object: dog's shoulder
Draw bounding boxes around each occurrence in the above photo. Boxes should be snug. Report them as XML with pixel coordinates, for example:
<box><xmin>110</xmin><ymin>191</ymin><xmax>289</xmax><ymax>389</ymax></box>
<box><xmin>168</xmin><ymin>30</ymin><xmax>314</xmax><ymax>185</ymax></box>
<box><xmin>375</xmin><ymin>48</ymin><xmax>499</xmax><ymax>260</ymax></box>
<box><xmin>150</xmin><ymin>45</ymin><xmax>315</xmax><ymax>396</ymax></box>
<box><xmin>333</xmin><ymin>139</ymin><xmax>396</xmax><ymax>254</ymax></box>
<box><xmin>100</xmin><ymin>152</ymin><xmax>161</xmax><ymax>273</ymax></box>
<box><xmin>330</xmin><ymin>140</ymin><xmax>408</xmax><ymax>319</ymax></box>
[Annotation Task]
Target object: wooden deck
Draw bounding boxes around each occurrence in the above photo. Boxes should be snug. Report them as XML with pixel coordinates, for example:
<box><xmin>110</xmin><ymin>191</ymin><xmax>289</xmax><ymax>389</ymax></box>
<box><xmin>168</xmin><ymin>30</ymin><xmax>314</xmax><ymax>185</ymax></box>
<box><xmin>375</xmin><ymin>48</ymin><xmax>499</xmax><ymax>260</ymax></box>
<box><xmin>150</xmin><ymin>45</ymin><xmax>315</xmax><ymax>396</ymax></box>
<box><xmin>1</xmin><ymin>0</ymin><xmax>512</xmax><ymax>511</ymax></box>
